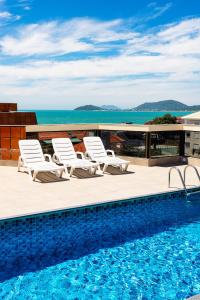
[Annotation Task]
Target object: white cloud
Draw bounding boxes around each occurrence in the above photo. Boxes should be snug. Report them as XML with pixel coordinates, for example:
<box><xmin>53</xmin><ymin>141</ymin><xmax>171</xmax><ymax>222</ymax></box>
<box><xmin>23</xmin><ymin>6</ymin><xmax>31</xmax><ymax>10</ymax></box>
<box><xmin>146</xmin><ymin>2</ymin><xmax>172</xmax><ymax>21</ymax></box>
<box><xmin>0</xmin><ymin>10</ymin><xmax>20</xmax><ymax>21</ymax></box>
<box><xmin>0</xmin><ymin>18</ymin><xmax>133</xmax><ymax>56</ymax></box>
<box><xmin>0</xmin><ymin>11</ymin><xmax>11</xmax><ymax>18</ymax></box>
<box><xmin>158</xmin><ymin>18</ymin><xmax>200</xmax><ymax>40</ymax></box>
<box><xmin>0</xmin><ymin>16</ymin><xmax>199</xmax><ymax>107</ymax></box>
<box><xmin>16</xmin><ymin>0</ymin><xmax>32</xmax><ymax>11</ymax></box>
<box><xmin>0</xmin><ymin>5</ymin><xmax>21</xmax><ymax>23</ymax></box>
<box><xmin>124</xmin><ymin>18</ymin><xmax>200</xmax><ymax>57</ymax></box>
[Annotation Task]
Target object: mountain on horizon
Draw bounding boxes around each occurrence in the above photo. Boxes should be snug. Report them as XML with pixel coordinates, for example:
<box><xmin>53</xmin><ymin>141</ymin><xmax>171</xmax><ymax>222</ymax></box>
<box><xmin>74</xmin><ymin>100</ymin><xmax>200</xmax><ymax>112</ymax></box>
<box><xmin>133</xmin><ymin>100</ymin><xmax>199</xmax><ymax>111</ymax></box>
<box><xmin>75</xmin><ymin>104</ymin><xmax>120</xmax><ymax>111</ymax></box>
<box><xmin>74</xmin><ymin>105</ymin><xmax>103</xmax><ymax>111</ymax></box>
<box><xmin>101</xmin><ymin>105</ymin><xmax>120</xmax><ymax>110</ymax></box>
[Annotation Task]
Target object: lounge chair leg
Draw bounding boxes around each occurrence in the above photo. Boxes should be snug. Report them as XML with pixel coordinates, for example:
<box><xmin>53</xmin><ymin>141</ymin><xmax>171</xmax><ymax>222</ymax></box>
<box><xmin>32</xmin><ymin>171</ymin><xmax>38</xmax><ymax>181</ymax></box>
<box><xmin>102</xmin><ymin>164</ymin><xmax>108</xmax><ymax>173</ymax></box>
<box><xmin>28</xmin><ymin>169</ymin><xmax>32</xmax><ymax>179</ymax></box>
<box><xmin>124</xmin><ymin>163</ymin><xmax>129</xmax><ymax>171</ymax></box>
<box><xmin>17</xmin><ymin>156</ymin><xmax>23</xmax><ymax>172</ymax></box>
<box><xmin>96</xmin><ymin>164</ymin><xmax>101</xmax><ymax>171</ymax></box>
<box><xmin>92</xmin><ymin>166</ymin><xmax>97</xmax><ymax>175</ymax></box>
<box><xmin>94</xmin><ymin>166</ymin><xmax>98</xmax><ymax>174</ymax></box>
<box><xmin>69</xmin><ymin>167</ymin><xmax>74</xmax><ymax>177</ymax></box>
<box><xmin>64</xmin><ymin>167</ymin><xmax>70</xmax><ymax>178</ymax></box>
<box><xmin>59</xmin><ymin>169</ymin><xmax>64</xmax><ymax>178</ymax></box>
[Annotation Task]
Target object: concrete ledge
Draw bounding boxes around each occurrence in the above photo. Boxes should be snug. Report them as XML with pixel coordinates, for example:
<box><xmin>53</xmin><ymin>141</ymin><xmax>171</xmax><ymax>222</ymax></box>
<box><xmin>26</xmin><ymin>123</ymin><xmax>184</xmax><ymax>133</ymax></box>
<box><xmin>188</xmin><ymin>157</ymin><xmax>200</xmax><ymax>166</ymax></box>
<box><xmin>187</xmin><ymin>295</ymin><xmax>200</xmax><ymax>300</ymax></box>
<box><xmin>118</xmin><ymin>156</ymin><xmax>186</xmax><ymax>167</ymax></box>
<box><xmin>0</xmin><ymin>160</ymin><xmax>17</xmax><ymax>166</ymax></box>
<box><xmin>149</xmin><ymin>156</ymin><xmax>186</xmax><ymax>166</ymax></box>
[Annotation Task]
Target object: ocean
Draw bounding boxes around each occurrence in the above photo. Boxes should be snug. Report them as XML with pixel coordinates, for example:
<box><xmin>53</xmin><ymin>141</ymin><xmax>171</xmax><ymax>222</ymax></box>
<box><xmin>25</xmin><ymin>110</ymin><xmax>191</xmax><ymax>125</ymax></box>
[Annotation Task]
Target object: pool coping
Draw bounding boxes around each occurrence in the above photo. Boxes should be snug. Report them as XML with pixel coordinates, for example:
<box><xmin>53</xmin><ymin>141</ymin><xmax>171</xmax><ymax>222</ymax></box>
<box><xmin>1</xmin><ymin>187</ymin><xmax>199</xmax><ymax>222</ymax></box>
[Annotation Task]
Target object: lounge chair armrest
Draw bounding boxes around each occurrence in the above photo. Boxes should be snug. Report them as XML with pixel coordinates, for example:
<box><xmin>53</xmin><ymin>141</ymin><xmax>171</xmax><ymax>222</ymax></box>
<box><xmin>18</xmin><ymin>155</ymin><xmax>24</xmax><ymax>169</ymax></box>
<box><xmin>18</xmin><ymin>155</ymin><xmax>23</xmax><ymax>163</ymax></box>
<box><xmin>84</xmin><ymin>151</ymin><xmax>92</xmax><ymax>160</ymax></box>
<box><xmin>44</xmin><ymin>154</ymin><xmax>52</xmax><ymax>162</ymax></box>
<box><xmin>52</xmin><ymin>153</ymin><xmax>60</xmax><ymax>164</ymax></box>
<box><xmin>76</xmin><ymin>151</ymin><xmax>84</xmax><ymax>159</ymax></box>
<box><xmin>106</xmin><ymin>149</ymin><xmax>115</xmax><ymax>157</ymax></box>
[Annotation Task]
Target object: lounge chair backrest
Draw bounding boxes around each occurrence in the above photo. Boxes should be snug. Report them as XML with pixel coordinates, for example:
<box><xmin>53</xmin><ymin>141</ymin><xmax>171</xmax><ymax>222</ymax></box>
<box><xmin>19</xmin><ymin>140</ymin><xmax>45</xmax><ymax>165</ymax></box>
<box><xmin>83</xmin><ymin>137</ymin><xmax>107</xmax><ymax>160</ymax></box>
<box><xmin>52</xmin><ymin>138</ymin><xmax>77</xmax><ymax>163</ymax></box>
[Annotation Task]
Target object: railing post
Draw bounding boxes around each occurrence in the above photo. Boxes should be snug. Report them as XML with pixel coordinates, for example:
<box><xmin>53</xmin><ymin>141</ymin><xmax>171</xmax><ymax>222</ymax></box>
<box><xmin>146</xmin><ymin>132</ymin><xmax>150</xmax><ymax>159</ymax></box>
<box><xmin>183</xmin><ymin>165</ymin><xmax>200</xmax><ymax>185</ymax></box>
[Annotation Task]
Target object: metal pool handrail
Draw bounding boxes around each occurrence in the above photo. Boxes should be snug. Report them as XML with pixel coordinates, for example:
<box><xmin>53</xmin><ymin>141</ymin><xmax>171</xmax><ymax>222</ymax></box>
<box><xmin>168</xmin><ymin>166</ymin><xmax>187</xmax><ymax>192</ymax></box>
<box><xmin>183</xmin><ymin>165</ymin><xmax>200</xmax><ymax>186</ymax></box>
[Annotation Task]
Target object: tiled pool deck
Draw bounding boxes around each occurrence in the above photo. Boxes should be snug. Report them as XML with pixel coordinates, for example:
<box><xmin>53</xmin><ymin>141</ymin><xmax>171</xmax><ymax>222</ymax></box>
<box><xmin>1</xmin><ymin>163</ymin><xmax>200</xmax><ymax>220</ymax></box>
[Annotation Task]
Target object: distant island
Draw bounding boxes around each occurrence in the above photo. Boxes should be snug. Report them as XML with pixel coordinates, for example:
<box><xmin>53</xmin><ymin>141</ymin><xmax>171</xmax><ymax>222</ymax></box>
<box><xmin>74</xmin><ymin>100</ymin><xmax>200</xmax><ymax>112</ymax></box>
<box><xmin>132</xmin><ymin>100</ymin><xmax>200</xmax><ymax>111</ymax></box>
<box><xmin>101</xmin><ymin>105</ymin><xmax>121</xmax><ymax>111</ymax></box>
<box><xmin>75</xmin><ymin>105</ymin><xmax>104</xmax><ymax>111</ymax></box>
<box><xmin>75</xmin><ymin>104</ymin><xmax>121</xmax><ymax>111</ymax></box>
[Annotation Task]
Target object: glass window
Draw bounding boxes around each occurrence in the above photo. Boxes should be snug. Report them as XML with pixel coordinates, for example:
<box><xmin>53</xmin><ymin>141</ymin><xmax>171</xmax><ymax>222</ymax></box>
<box><xmin>194</xmin><ymin>132</ymin><xmax>200</xmax><ymax>139</ymax></box>
<box><xmin>100</xmin><ymin>130</ymin><xmax>147</xmax><ymax>157</ymax></box>
<box><xmin>192</xmin><ymin>143</ymin><xmax>200</xmax><ymax>157</ymax></box>
<box><xmin>150</xmin><ymin>131</ymin><xmax>181</xmax><ymax>157</ymax></box>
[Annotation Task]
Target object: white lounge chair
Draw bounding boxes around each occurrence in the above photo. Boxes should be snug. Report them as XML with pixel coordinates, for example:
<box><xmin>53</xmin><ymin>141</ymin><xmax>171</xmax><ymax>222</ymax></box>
<box><xmin>18</xmin><ymin>140</ymin><xmax>65</xmax><ymax>181</ymax></box>
<box><xmin>52</xmin><ymin>138</ymin><xmax>99</xmax><ymax>177</ymax></box>
<box><xmin>83</xmin><ymin>136</ymin><xmax>130</xmax><ymax>173</ymax></box>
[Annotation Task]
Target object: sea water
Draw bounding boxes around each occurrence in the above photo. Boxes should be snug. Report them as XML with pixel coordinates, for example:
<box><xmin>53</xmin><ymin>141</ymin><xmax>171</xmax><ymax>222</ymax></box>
<box><xmin>22</xmin><ymin>110</ymin><xmax>190</xmax><ymax>124</ymax></box>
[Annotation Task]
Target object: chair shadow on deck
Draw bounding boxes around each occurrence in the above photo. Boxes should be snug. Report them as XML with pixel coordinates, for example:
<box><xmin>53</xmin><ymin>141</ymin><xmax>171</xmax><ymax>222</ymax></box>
<box><xmin>34</xmin><ymin>172</ymin><xmax>69</xmax><ymax>183</ymax></box>
<box><xmin>104</xmin><ymin>165</ymin><xmax>134</xmax><ymax>175</ymax></box>
<box><xmin>70</xmin><ymin>168</ymin><xmax>103</xmax><ymax>179</ymax></box>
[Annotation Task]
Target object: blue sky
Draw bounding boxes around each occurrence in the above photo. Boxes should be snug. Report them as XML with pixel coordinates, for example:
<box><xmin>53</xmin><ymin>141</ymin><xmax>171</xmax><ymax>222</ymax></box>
<box><xmin>0</xmin><ymin>0</ymin><xmax>200</xmax><ymax>109</ymax></box>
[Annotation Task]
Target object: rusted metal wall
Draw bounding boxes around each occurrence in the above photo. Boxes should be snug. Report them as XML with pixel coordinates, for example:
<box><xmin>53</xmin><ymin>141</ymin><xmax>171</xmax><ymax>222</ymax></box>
<box><xmin>0</xmin><ymin>126</ymin><xmax>26</xmax><ymax>160</ymax></box>
<box><xmin>0</xmin><ymin>112</ymin><xmax>37</xmax><ymax>125</ymax></box>
<box><xmin>0</xmin><ymin>103</ymin><xmax>17</xmax><ymax>112</ymax></box>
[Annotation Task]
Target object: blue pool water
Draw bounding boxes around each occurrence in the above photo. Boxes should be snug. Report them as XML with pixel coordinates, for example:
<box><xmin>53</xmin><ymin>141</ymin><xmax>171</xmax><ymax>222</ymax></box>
<box><xmin>0</xmin><ymin>192</ymin><xmax>200</xmax><ymax>299</ymax></box>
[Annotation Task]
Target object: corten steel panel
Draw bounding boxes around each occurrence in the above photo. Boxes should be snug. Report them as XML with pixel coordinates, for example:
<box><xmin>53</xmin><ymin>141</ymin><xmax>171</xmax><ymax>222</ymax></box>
<box><xmin>72</xmin><ymin>131</ymin><xmax>89</xmax><ymax>139</ymax></box>
<box><xmin>11</xmin><ymin>127</ymin><xmax>21</xmax><ymax>138</ymax></box>
<box><xmin>74</xmin><ymin>142</ymin><xmax>86</xmax><ymax>152</ymax></box>
<box><xmin>0</xmin><ymin>112</ymin><xmax>37</xmax><ymax>125</ymax></box>
<box><xmin>20</xmin><ymin>127</ymin><xmax>26</xmax><ymax>139</ymax></box>
<box><xmin>11</xmin><ymin>139</ymin><xmax>19</xmax><ymax>149</ymax></box>
<box><xmin>1</xmin><ymin>127</ymin><xmax>10</xmax><ymax>137</ymax></box>
<box><xmin>0</xmin><ymin>103</ymin><xmax>17</xmax><ymax>112</ymax></box>
<box><xmin>0</xmin><ymin>115</ymin><xmax>8</xmax><ymax>125</ymax></box>
<box><xmin>11</xmin><ymin>149</ymin><xmax>20</xmax><ymax>160</ymax></box>
<box><xmin>1</xmin><ymin>138</ymin><xmax>11</xmax><ymax>149</ymax></box>
<box><xmin>1</xmin><ymin>149</ymin><xmax>11</xmax><ymax>160</ymax></box>
<box><xmin>38</xmin><ymin>131</ymin><xmax>70</xmax><ymax>140</ymax></box>
<box><xmin>0</xmin><ymin>126</ymin><xmax>26</xmax><ymax>160</ymax></box>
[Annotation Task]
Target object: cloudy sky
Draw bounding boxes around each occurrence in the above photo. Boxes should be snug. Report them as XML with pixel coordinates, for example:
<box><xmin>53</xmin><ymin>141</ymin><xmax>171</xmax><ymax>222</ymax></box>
<box><xmin>0</xmin><ymin>0</ymin><xmax>200</xmax><ymax>109</ymax></box>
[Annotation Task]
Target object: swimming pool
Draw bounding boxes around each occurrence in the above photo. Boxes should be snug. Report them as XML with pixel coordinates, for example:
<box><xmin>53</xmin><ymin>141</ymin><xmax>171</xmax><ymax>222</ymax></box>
<box><xmin>0</xmin><ymin>191</ymin><xmax>200</xmax><ymax>299</ymax></box>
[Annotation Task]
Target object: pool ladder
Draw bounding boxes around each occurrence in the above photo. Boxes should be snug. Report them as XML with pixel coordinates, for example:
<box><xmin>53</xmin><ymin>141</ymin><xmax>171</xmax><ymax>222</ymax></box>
<box><xmin>168</xmin><ymin>165</ymin><xmax>200</xmax><ymax>197</ymax></box>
